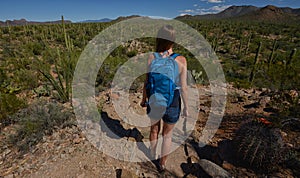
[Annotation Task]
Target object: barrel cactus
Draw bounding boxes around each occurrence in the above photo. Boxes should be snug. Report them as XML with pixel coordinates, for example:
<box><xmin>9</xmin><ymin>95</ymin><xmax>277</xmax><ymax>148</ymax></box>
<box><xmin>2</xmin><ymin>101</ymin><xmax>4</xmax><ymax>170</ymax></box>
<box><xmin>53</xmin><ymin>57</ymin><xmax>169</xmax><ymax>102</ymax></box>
<box><xmin>233</xmin><ymin>118</ymin><xmax>286</xmax><ymax>173</ymax></box>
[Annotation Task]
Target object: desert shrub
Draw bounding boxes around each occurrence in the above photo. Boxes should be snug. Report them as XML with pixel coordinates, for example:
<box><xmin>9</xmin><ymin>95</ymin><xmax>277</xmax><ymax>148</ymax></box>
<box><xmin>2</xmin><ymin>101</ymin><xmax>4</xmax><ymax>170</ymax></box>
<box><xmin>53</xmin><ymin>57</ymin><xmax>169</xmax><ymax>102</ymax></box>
<box><xmin>34</xmin><ymin>49</ymin><xmax>79</xmax><ymax>102</ymax></box>
<box><xmin>14</xmin><ymin>68</ymin><xmax>40</xmax><ymax>90</ymax></box>
<box><xmin>126</xmin><ymin>50</ymin><xmax>138</xmax><ymax>58</ymax></box>
<box><xmin>173</xmin><ymin>44</ymin><xmax>208</xmax><ymax>84</ymax></box>
<box><xmin>233</xmin><ymin>119</ymin><xmax>288</xmax><ymax>173</ymax></box>
<box><xmin>269</xmin><ymin>90</ymin><xmax>300</xmax><ymax>119</ymax></box>
<box><xmin>191</xmin><ymin>70</ymin><xmax>204</xmax><ymax>84</ymax></box>
<box><xmin>33</xmin><ymin>85</ymin><xmax>51</xmax><ymax>97</ymax></box>
<box><xmin>96</xmin><ymin>56</ymin><xmax>127</xmax><ymax>89</ymax></box>
<box><xmin>0</xmin><ymin>68</ymin><xmax>26</xmax><ymax>126</ymax></box>
<box><xmin>9</xmin><ymin>99</ymin><xmax>75</xmax><ymax>152</ymax></box>
<box><xmin>0</xmin><ymin>93</ymin><xmax>26</xmax><ymax>126</ymax></box>
<box><xmin>24</xmin><ymin>41</ymin><xmax>45</xmax><ymax>56</ymax></box>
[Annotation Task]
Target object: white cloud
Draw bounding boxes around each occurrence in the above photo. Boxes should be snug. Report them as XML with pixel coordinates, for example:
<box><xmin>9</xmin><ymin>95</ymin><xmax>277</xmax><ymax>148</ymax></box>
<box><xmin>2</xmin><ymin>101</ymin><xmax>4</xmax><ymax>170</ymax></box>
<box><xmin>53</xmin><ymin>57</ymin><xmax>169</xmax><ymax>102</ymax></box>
<box><xmin>178</xmin><ymin>4</ymin><xmax>231</xmax><ymax>16</ymax></box>
<box><xmin>179</xmin><ymin>13</ymin><xmax>191</xmax><ymax>16</ymax></box>
<box><xmin>179</xmin><ymin>9</ymin><xmax>195</xmax><ymax>14</ymax></box>
<box><xmin>201</xmin><ymin>0</ymin><xmax>224</xmax><ymax>3</ymax></box>
<box><xmin>195</xmin><ymin>5</ymin><xmax>232</xmax><ymax>15</ymax></box>
<box><xmin>178</xmin><ymin>9</ymin><xmax>195</xmax><ymax>16</ymax></box>
<box><xmin>210</xmin><ymin>5</ymin><xmax>231</xmax><ymax>11</ymax></box>
<box><xmin>185</xmin><ymin>9</ymin><xmax>195</xmax><ymax>13</ymax></box>
<box><xmin>208</xmin><ymin>0</ymin><xmax>224</xmax><ymax>3</ymax></box>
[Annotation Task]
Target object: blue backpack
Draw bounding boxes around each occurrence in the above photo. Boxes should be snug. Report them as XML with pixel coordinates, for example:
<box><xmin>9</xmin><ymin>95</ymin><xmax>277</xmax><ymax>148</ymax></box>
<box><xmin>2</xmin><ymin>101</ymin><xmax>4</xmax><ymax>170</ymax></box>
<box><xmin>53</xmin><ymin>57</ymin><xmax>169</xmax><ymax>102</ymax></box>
<box><xmin>146</xmin><ymin>52</ymin><xmax>180</xmax><ymax>109</ymax></box>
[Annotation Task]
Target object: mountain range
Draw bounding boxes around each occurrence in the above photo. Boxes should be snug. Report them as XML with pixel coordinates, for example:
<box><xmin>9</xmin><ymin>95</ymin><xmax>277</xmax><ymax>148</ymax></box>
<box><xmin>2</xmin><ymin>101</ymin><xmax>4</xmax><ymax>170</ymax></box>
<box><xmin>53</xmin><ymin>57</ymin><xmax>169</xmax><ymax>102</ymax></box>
<box><xmin>176</xmin><ymin>5</ymin><xmax>300</xmax><ymax>22</ymax></box>
<box><xmin>0</xmin><ymin>18</ymin><xmax>72</xmax><ymax>27</ymax></box>
<box><xmin>1</xmin><ymin>5</ymin><xmax>299</xmax><ymax>27</ymax></box>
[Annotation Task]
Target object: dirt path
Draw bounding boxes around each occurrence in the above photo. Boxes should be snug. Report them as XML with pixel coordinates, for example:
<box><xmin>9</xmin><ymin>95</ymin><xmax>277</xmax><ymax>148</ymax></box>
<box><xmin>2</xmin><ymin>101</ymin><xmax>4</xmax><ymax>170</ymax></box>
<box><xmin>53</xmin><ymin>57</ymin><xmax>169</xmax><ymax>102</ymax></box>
<box><xmin>1</xmin><ymin>85</ymin><xmax>299</xmax><ymax>177</ymax></box>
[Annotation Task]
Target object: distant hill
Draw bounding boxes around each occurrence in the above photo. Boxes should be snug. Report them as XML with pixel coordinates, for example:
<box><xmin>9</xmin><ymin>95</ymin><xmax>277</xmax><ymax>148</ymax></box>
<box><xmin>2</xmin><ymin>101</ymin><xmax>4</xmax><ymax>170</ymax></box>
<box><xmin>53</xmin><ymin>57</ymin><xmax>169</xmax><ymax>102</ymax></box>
<box><xmin>214</xmin><ymin>5</ymin><xmax>259</xmax><ymax>18</ymax></box>
<box><xmin>111</xmin><ymin>15</ymin><xmax>141</xmax><ymax>22</ymax></box>
<box><xmin>191</xmin><ymin>5</ymin><xmax>259</xmax><ymax>20</ymax></box>
<box><xmin>79</xmin><ymin>18</ymin><xmax>112</xmax><ymax>23</ymax></box>
<box><xmin>176</xmin><ymin>5</ymin><xmax>300</xmax><ymax>23</ymax></box>
<box><xmin>0</xmin><ymin>18</ymin><xmax>72</xmax><ymax>27</ymax></box>
<box><xmin>281</xmin><ymin>7</ymin><xmax>300</xmax><ymax>15</ymax></box>
<box><xmin>240</xmin><ymin>5</ymin><xmax>300</xmax><ymax>22</ymax></box>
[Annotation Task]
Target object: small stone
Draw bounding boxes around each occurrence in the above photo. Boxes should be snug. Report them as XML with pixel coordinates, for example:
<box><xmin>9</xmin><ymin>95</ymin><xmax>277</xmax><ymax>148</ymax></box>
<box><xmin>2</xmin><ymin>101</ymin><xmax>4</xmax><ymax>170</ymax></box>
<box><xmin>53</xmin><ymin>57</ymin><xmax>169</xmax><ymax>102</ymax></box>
<box><xmin>189</xmin><ymin>155</ymin><xmax>199</xmax><ymax>164</ymax></box>
<box><xmin>3</xmin><ymin>149</ymin><xmax>11</xmax><ymax>156</ymax></box>
<box><xmin>198</xmin><ymin>106</ymin><xmax>210</xmax><ymax>113</ymax></box>
<box><xmin>222</xmin><ymin>161</ymin><xmax>234</xmax><ymax>170</ymax></box>
<box><xmin>18</xmin><ymin>166</ymin><xmax>25</xmax><ymax>173</ymax></box>
<box><xmin>77</xmin><ymin>172</ymin><xmax>85</xmax><ymax>178</ymax></box>
<box><xmin>286</xmin><ymin>143</ymin><xmax>294</xmax><ymax>148</ymax></box>
<box><xmin>56</xmin><ymin>146</ymin><xmax>62</xmax><ymax>151</ymax></box>
<box><xmin>289</xmin><ymin>90</ymin><xmax>298</xmax><ymax>98</ymax></box>
<box><xmin>60</xmin><ymin>154</ymin><xmax>66</xmax><ymax>159</ymax></box>
<box><xmin>73</xmin><ymin>138</ymin><xmax>81</xmax><ymax>144</ymax></box>
<box><xmin>4</xmin><ymin>174</ymin><xmax>14</xmax><ymax>178</ymax></box>
<box><xmin>280</xmin><ymin>130</ymin><xmax>288</xmax><ymax>137</ymax></box>
<box><xmin>241</xmin><ymin>168</ymin><xmax>247</xmax><ymax>172</ymax></box>
<box><xmin>118</xmin><ymin>169</ymin><xmax>139</xmax><ymax>178</ymax></box>
<box><xmin>83</xmin><ymin>165</ymin><xmax>88</xmax><ymax>170</ymax></box>
<box><xmin>68</xmin><ymin>147</ymin><xmax>75</xmax><ymax>153</ymax></box>
<box><xmin>111</xmin><ymin>92</ymin><xmax>120</xmax><ymax>100</ymax></box>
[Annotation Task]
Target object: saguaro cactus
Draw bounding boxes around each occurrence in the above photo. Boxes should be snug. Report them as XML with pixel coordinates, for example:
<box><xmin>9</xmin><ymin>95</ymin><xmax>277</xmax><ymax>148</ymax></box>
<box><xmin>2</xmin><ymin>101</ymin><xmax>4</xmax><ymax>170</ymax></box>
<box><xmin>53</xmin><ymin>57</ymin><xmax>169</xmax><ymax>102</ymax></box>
<box><xmin>249</xmin><ymin>41</ymin><xmax>262</xmax><ymax>83</ymax></box>
<box><xmin>268</xmin><ymin>39</ymin><xmax>277</xmax><ymax>69</ymax></box>
<box><xmin>244</xmin><ymin>34</ymin><xmax>252</xmax><ymax>56</ymax></box>
<box><xmin>286</xmin><ymin>48</ymin><xmax>297</xmax><ymax>69</ymax></box>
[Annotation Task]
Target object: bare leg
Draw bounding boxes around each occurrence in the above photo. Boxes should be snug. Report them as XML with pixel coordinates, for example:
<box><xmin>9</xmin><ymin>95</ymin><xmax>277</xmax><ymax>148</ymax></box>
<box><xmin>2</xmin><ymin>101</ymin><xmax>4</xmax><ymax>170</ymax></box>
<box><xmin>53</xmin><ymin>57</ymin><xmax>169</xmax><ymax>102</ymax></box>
<box><xmin>160</xmin><ymin>122</ymin><xmax>175</xmax><ymax>166</ymax></box>
<box><xmin>149</xmin><ymin>119</ymin><xmax>160</xmax><ymax>158</ymax></box>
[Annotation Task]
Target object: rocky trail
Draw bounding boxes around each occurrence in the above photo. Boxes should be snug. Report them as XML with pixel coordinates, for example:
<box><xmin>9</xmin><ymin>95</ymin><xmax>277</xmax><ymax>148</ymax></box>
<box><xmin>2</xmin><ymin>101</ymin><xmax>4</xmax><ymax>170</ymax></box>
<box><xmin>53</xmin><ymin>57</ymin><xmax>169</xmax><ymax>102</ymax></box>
<box><xmin>0</xmin><ymin>85</ymin><xmax>299</xmax><ymax>178</ymax></box>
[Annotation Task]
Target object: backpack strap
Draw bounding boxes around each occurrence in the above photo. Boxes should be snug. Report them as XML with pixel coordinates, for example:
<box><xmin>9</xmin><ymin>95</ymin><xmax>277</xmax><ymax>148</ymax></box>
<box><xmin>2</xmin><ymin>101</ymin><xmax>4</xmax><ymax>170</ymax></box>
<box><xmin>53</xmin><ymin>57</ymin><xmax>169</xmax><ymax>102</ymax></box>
<box><xmin>153</xmin><ymin>52</ymin><xmax>180</xmax><ymax>60</ymax></box>
<box><xmin>153</xmin><ymin>52</ymin><xmax>160</xmax><ymax>59</ymax></box>
<box><xmin>170</xmin><ymin>53</ymin><xmax>180</xmax><ymax>59</ymax></box>
<box><xmin>170</xmin><ymin>53</ymin><xmax>181</xmax><ymax>88</ymax></box>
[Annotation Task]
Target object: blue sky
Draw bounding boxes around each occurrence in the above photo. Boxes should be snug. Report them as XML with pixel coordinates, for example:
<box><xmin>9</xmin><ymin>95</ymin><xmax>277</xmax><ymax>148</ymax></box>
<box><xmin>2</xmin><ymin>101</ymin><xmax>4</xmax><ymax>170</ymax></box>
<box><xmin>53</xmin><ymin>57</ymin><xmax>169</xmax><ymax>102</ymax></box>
<box><xmin>1</xmin><ymin>0</ymin><xmax>300</xmax><ymax>22</ymax></box>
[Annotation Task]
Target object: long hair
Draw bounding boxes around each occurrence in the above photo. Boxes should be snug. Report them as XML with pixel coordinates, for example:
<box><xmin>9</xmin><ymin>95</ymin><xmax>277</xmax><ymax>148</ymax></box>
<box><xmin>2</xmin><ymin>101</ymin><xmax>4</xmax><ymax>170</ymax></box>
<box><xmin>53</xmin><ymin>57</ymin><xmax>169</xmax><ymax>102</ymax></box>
<box><xmin>156</xmin><ymin>25</ymin><xmax>176</xmax><ymax>52</ymax></box>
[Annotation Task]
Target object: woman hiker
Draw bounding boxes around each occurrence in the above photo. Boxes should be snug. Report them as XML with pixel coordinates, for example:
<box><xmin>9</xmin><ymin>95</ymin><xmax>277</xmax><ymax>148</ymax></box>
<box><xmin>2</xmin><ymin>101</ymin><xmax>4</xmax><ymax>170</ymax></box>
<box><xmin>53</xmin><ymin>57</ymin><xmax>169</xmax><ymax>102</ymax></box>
<box><xmin>141</xmin><ymin>24</ymin><xmax>189</xmax><ymax>172</ymax></box>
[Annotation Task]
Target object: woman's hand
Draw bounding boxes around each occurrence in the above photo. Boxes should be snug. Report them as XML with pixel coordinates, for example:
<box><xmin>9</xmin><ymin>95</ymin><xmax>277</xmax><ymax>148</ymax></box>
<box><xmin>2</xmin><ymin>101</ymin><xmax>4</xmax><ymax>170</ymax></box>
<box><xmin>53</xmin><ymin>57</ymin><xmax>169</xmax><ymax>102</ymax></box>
<box><xmin>182</xmin><ymin>107</ymin><xmax>189</xmax><ymax>118</ymax></box>
<box><xmin>140</xmin><ymin>99</ymin><xmax>147</xmax><ymax>107</ymax></box>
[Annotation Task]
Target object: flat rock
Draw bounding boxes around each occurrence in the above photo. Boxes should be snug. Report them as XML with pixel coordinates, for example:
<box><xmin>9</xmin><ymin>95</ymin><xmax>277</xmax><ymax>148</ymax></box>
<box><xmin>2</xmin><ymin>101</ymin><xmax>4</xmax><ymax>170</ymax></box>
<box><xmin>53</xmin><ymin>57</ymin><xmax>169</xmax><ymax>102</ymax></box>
<box><xmin>198</xmin><ymin>159</ymin><xmax>232</xmax><ymax>178</ymax></box>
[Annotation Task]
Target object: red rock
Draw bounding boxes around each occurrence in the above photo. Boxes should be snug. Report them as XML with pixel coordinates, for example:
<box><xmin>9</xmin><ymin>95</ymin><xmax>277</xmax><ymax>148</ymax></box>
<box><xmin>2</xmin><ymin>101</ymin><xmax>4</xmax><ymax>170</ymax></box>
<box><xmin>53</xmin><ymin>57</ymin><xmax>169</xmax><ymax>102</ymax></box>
<box><xmin>222</xmin><ymin>161</ymin><xmax>234</xmax><ymax>170</ymax></box>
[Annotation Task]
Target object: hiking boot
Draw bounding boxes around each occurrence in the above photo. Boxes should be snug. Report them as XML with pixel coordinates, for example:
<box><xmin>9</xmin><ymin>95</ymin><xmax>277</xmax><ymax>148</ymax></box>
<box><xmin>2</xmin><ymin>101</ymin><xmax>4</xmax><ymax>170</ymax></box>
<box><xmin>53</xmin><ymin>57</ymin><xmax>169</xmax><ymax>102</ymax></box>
<box><xmin>158</xmin><ymin>164</ymin><xmax>166</xmax><ymax>173</ymax></box>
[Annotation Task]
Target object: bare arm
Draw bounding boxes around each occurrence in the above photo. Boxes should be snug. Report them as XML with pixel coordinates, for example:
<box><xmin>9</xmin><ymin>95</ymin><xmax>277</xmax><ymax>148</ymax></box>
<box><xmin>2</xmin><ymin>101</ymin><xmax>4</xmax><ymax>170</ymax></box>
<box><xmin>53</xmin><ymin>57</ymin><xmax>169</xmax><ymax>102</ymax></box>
<box><xmin>141</xmin><ymin>54</ymin><xmax>155</xmax><ymax>107</ymax></box>
<box><xmin>141</xmin><ymin>78</ymin><xmax>148</xmax><ymax>107</ymax></box>
<box><xmin>176</xmin><ymin>56</ymin><xmax>189</xmax><ymax>117</ymax></box>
